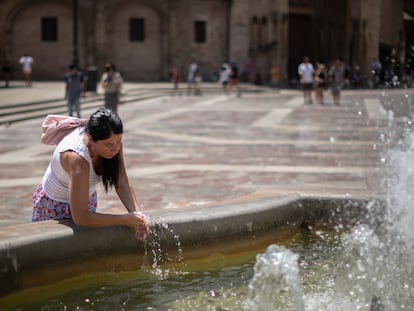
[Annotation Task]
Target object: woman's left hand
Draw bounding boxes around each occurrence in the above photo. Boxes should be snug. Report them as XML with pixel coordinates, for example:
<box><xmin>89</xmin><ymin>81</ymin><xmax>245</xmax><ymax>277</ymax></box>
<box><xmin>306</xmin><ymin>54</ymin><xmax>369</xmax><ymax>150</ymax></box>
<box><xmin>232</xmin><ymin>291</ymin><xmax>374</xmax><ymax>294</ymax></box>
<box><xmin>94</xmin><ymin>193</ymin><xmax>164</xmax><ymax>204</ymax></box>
<box><xmin>133</xmin><ymin>211</ymin><xmax>151</xmax><ymax>240</ymax></box>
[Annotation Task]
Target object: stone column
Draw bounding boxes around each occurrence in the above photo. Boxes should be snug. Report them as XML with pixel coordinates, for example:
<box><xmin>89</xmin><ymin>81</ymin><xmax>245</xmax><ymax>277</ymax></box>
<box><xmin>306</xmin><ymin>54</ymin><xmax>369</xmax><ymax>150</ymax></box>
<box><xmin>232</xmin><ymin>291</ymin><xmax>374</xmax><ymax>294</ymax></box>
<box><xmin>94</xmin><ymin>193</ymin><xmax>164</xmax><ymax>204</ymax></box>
<box><xmin>159</xmin><ymin>1</ymin><xmax>170</xmax><ymax>80</ymax></box>
<box><xmin>0</xmin><ymin>2</ymin><xmax>13</xmax><ymax>64</ymax></box>
<box><xmin>94</xmin><ymin>3</ymin><xmax>108</xmax><ymax>69</ymax></box>
<box><xmin>229</xmin><ymin>0</ymin><xmax>249</xmax><ymax>65</ymax></box>
<box><xmin>361</xmin><ymin>0</ymin><xmax>381</xmax><ymax>79</ymax></box>
<box><xmin>275</xmin><ymin>0</ymin><xmax>289</xmax><ymax>83</ymax></box>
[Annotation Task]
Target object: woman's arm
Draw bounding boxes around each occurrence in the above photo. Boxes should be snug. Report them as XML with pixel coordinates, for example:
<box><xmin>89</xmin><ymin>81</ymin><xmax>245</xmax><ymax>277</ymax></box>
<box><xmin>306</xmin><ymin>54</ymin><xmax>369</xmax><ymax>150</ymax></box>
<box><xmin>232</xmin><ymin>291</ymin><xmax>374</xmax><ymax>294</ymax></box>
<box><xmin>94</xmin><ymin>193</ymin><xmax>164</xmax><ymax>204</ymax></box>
<box><xmin>115</xmin><ymin>145</ymin><xmax>140</xmax><ymax>213</ymax></box>
<box><xmin>115</xmin><ymin>146</ymin><xmax>150</xmax><ymax>239</ymax></box>
<box><xmin>61</xmin><ymin>151</ymin><xmax>144</xmax><ymax>229</ymax></box>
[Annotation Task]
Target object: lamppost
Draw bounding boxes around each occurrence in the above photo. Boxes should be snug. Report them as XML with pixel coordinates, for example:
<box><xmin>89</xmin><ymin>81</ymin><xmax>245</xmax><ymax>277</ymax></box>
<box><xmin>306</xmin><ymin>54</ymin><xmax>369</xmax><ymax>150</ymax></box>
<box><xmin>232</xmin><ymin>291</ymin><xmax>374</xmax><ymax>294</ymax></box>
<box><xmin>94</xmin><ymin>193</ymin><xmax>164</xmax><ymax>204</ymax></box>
<box><xmin>225</xmin><ymin>0</ymin><xmax>232</xmax><ymax>63</ymax></box>
<box><xmin>72</xmin><ymin>0</ymin><xmax>79</xmax><ymax>67</ymax></box>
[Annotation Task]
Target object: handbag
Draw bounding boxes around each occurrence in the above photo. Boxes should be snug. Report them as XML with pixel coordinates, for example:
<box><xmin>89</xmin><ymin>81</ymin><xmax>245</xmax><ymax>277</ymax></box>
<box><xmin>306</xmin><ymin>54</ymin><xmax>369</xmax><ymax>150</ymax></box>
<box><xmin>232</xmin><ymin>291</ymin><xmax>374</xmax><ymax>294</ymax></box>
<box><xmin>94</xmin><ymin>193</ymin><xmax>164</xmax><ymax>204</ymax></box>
<box><xmin>41</xmin><ymin>114</ymin><xmax>88</xmax><ymax>145</ymax></box>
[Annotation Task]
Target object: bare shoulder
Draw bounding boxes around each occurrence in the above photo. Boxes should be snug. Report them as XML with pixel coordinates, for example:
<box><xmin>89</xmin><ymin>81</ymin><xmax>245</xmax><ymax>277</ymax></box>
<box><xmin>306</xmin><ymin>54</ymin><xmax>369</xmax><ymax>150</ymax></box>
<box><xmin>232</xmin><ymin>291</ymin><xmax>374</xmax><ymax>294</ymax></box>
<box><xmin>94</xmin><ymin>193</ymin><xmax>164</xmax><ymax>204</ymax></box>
<box><xmin>60</xmin><ymin>150</ymin><xmax>89</xmax><ymax>174</ymax></box>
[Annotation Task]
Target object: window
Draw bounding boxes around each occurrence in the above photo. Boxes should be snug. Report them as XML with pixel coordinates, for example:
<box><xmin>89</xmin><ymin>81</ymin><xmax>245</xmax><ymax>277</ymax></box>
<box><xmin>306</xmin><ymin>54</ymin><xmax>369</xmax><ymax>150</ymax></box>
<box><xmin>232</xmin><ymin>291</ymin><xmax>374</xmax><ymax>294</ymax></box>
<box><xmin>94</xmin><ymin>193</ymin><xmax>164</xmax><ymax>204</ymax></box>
<box><xmin>194</xmin><ymin>20</ymin><xmax>206</xmax><ymax>43</ymax></box>
<box><xmin>130</xmin><ymin>18</ymin><xmax>145</xmax><ymax>42</ymax></box>
<box><xmin>41</xmin><ymin>17</ymin><xmax>58</xmax><ymax>41</ymax></box>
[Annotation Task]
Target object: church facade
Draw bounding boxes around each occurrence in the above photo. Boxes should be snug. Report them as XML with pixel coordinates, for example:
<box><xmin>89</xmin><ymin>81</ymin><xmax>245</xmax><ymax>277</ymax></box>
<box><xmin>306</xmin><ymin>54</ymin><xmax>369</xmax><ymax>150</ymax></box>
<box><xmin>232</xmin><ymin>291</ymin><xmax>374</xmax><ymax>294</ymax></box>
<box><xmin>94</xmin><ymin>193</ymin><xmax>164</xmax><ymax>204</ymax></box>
<box><xmin>0</xmin><ymin>0</ymin><xmax>409</xmax><ymax>85</ymax></box>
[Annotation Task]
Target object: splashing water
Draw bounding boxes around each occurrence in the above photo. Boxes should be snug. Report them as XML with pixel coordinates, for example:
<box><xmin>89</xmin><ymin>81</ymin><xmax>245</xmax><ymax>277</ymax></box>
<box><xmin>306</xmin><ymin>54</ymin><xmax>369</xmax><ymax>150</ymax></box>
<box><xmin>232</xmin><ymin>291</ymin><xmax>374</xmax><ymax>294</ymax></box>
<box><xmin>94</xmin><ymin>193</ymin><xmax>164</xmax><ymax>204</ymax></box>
<box><xmin>242</xmin><ymin>122</ymin><xmax>414</xmax><ymax>310</ymax></box>
<box><xmin>244</xmin><ymin>219</ymin><xmax>413</xmax><ymax>310</ymax></box>
<box><xmin>246</xmin><ymin>244</ymin><xmax>305</xmax><ymax>311</ymax></box>
<box><xmin>333</xmin><ymin>224</ymin><xmax>413</xmax><ymax>310</ymax></box>
<box><xmin>384</xmin><ymin>134</ymin><xmax>414</xmax><ymax>248</ymax></box>
<box><xmin>242</xmin><ymin>117</ymin><xmax>414</xmax><ymax>310</ymax></box>
<box><xmin>143</xmin><ymin>217</ymin><xmax>184</xmax><ymax>279</ymax></box>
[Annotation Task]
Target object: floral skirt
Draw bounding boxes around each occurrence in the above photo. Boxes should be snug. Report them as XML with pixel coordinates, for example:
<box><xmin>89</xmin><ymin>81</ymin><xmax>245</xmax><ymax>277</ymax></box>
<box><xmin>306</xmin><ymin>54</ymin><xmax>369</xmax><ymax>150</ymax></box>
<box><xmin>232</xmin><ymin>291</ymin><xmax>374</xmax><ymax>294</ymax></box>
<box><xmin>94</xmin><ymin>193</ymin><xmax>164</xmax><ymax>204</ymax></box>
<box><xmin>32</xmin><ymin>184</ymin><xmax>97</xmax><ymax>221</ymax></box>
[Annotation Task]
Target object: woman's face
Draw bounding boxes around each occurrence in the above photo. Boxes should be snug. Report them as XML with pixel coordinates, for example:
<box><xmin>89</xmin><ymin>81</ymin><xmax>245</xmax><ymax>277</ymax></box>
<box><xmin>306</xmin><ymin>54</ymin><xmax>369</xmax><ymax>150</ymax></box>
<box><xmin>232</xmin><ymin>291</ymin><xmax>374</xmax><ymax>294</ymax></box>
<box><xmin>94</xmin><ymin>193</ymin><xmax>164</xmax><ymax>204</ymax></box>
<box><xmin>94</xmin><ymin>133</ymin><xmax>123</xmax><ymax>159</ymax></box>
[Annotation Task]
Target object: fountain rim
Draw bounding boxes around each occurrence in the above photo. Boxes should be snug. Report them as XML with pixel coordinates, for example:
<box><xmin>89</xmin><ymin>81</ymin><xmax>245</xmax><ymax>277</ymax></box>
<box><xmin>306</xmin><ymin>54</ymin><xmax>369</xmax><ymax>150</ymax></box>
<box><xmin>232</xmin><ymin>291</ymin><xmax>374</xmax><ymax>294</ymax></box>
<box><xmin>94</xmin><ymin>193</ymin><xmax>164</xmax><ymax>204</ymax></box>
<box><xmin>0</xmin><ymin>193</ymin><xmax>384</xmax><ymax>295</ymax></box>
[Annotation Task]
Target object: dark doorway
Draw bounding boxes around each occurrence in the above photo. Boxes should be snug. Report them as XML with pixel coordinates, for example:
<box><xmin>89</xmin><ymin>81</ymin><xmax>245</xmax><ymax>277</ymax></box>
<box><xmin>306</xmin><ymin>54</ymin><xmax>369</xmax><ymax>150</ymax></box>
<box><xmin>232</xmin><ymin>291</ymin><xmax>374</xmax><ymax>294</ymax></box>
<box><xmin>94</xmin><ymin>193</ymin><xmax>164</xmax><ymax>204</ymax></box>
<box><xmin>288</xmin><ymin>14</ymin><xmax>313</xmax><ymax>86</ymax></box>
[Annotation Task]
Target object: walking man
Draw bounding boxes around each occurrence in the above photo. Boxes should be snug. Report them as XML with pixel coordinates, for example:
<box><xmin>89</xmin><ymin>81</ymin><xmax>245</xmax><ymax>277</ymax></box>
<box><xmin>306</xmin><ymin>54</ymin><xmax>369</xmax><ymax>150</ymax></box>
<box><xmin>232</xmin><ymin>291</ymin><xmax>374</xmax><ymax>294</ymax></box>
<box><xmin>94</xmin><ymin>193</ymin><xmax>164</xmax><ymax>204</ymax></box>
<box><xmin>19</xmin><ymin>53</ymin><xmax>34</xmax><ymax>87</ymax></box>
<box><xmin>65</xmin><ymin>64</ymin><xmax>84</xmax><ymax>117</ymax></box>
<box><xmin>298</xmin><ymin>56</ymin><xmax>314</xmax><ymax>104</ymax></box>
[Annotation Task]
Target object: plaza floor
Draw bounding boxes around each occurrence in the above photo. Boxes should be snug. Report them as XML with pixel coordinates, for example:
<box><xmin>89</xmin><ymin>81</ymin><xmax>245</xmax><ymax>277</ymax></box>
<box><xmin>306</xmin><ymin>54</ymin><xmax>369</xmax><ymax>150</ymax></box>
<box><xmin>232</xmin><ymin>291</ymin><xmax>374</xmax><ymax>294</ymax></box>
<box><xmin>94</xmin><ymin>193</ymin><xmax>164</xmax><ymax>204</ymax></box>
<box><xmin>1</xmin><ymin>80</ymin><xmax>412</xmax><ymax>228</ymax></box>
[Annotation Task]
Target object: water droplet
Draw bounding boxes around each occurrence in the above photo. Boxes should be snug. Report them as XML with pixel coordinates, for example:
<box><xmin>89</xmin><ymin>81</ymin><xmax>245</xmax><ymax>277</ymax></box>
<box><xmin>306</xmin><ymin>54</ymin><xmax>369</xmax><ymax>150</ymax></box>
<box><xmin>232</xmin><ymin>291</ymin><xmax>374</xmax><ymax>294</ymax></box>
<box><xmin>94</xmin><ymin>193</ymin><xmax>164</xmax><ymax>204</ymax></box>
<box><xmin>209</xmin><ymin>289</ymin><xmax>218</xmax><ymax>297</ymax></box>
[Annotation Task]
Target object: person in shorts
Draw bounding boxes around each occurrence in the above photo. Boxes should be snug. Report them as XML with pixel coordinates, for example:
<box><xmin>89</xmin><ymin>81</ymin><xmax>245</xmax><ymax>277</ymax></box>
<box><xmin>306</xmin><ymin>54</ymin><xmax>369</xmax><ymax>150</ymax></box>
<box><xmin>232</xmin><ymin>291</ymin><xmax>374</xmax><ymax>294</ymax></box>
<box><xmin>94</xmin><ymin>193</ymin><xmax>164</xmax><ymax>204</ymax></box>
<box><xmin>19</xmin><ymin>53</ymin><xmax>34</xmax><ymax>87</ymax></box>
<box><xmin>32</xmin><ymin>108</ymin><xmax>150</xmax><ymax>240</ymax></box>
<box><xmin>298</xmin><ymin>56</ymin><xmax>314</xmax><ymax>104</ymax></box>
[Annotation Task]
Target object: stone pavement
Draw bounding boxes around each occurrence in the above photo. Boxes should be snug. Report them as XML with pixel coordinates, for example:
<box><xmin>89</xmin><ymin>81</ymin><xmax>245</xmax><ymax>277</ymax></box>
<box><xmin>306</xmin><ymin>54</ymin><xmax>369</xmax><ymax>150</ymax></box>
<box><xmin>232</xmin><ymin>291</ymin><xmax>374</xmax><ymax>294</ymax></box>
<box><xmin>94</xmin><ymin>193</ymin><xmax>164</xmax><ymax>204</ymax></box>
<box><xmin>1</xmin><ymin>81</ymin><xmax>412</xmax><ymax>228</ymax></box>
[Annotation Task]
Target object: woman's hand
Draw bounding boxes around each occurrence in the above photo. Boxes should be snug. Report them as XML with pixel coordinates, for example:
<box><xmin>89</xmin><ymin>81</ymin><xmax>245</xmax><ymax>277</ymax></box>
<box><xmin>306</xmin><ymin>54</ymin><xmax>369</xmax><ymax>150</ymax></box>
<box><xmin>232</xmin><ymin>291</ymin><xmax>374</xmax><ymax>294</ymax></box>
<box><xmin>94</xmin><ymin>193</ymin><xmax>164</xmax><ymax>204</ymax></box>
<box><xmin>127</xmin><ymin>211</ymin><xmax>150</xmax><ymax>240</ymax></box>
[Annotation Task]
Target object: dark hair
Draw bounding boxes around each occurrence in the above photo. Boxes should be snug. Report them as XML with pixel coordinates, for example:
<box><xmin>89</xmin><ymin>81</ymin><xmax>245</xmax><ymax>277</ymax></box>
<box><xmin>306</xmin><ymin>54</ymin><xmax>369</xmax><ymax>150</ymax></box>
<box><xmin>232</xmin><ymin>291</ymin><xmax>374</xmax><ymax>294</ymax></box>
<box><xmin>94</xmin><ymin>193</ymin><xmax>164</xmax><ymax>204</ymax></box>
<box><xmin>85</xmin><ymin>108</ymin><xmax>123</xmax><ymax>192</ymax></box>
<box><xmin>105</xmin><ymin>62</ymin><xmax>116</xmax><ymax>72</ymax></box>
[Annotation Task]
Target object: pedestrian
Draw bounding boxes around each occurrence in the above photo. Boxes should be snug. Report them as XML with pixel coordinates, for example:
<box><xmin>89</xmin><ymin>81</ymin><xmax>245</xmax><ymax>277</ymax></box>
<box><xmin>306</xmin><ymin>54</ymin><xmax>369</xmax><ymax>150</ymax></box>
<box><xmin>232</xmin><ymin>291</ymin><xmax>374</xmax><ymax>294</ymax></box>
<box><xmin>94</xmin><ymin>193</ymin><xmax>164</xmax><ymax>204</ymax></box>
<box><xmin>194</xmin><ymin>70</ymin><xmax>203</xmax><ymax>96</ymax></box>
<box><xmin>64</xmin><ymin>64</ymin><xmax>84</xmax><ymax>118</ymax></box>
<box><xmin>228</xmin><ymin>61</ymin><xmax>241</xmax><ymax>97</ymax></box>
<box><xmin>187</xmin><ymin>60</ymin><xmax>198</xmax><ymax>95</ymax></box>
<box><xmin>19</xmin><ymin>53</ymin><xmax>34</xmax><ymax>87</ymax></box>
<box><xmin>370</xmin><ymin>58</ymin><xmax>382</xmax><ymax>88</ymax></box>
<box><xmin>244</xmin><ymin>58</ymin><xmax>253</xmax><ymax>83</ymax></box>
<box><xmin>171</xmin><ymin>67</ymin><xmax>181</xmax><ymax>95</ymax></box>
<box><xmin>100</xmin><ymin>62</ymin><xmax>123</xmax><ymax>113</ymax></box>
<box><xmin>329</xmin><ymin>59</ymin><xmax>345</xmax><ymax>106</ymax></box>
<box><xmin>351</xmin><ymin>65</ymin><xmax>362</xmax><ymax>89</ymax></box>
<box><xmin>32</xmin><ymin>108</ymin><xmax>150</xmax><ymax>240</ymax></box>
<box><xmin>314</xmin><ymin>63</ymin><xmax>327</xmax><ymax>105</ymax></box>
<box><xmin>298</xmin><ymin>56</ymin><xmax>314</xmax><ymax>104</ymax></box>
<box><xmin>2</xmin><ymin>59</ymin><xmax>12</xmax><ymax>88</ymax></box>
<box><xmin>220</xmin><ymin>63</ymin><xmax>230</xmax><ymax>95</ymax></box>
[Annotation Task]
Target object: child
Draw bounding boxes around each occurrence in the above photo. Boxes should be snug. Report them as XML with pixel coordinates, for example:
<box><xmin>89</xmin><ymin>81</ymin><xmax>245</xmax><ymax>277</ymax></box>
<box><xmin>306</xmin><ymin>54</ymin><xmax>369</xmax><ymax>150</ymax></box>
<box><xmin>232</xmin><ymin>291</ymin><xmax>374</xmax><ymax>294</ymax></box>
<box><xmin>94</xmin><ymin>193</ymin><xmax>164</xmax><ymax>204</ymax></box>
<box><xmin>171</xmin><ymin>68</ymin><xmax>181</xmax><ymax>95</ymax></box>
<box><xmin>194</xmin><ymin>70</ymin><xmax>202</xmax><ymax>96</ymax></box>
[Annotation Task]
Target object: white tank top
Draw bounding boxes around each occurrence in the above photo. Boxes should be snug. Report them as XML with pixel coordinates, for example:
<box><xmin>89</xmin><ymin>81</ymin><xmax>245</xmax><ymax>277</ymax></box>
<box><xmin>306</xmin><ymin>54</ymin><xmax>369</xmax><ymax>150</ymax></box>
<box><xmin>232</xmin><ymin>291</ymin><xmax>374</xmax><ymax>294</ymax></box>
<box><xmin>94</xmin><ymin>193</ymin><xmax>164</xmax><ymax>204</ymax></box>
<box><xmin>42</xmin><ymin>127</ymin><xmax>101</xmax><ymax>202</ymax></box>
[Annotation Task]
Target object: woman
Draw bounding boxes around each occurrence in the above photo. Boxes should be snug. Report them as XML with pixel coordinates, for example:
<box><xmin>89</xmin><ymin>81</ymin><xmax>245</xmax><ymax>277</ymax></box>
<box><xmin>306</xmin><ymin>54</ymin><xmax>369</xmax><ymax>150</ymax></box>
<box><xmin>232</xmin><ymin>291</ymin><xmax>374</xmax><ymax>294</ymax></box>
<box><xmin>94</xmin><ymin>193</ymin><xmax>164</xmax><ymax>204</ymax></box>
<box><xmin>314</xmin><ymin>63</ymin><xmax>327</xmax><ymax>105</ymax></box>
<box><xmin>32</xmin><ymin>108</ymin><xmax>150</xmax><ymax>240</ymax></box>
<box><xmin>101</xmin><ymin>62</ymin><xmax>122</xmax><ymax>113</ymax></box>
<box><xmin>220</xmin><ymin>63</ymin><xmax>230</xmax><ymax>95</ymax></box>
<box><xmin>329</xmin><ymin>59</ymin><xmax>344</xmax><ymax>106</ymax></box>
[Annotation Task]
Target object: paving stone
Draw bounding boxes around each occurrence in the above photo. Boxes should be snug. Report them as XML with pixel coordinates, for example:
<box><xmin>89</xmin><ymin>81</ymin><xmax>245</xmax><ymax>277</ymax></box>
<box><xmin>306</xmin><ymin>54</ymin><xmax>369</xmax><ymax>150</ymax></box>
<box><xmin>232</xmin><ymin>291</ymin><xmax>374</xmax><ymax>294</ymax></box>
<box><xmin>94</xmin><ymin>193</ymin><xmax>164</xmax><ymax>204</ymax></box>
<box><xmin>1</xmin><ymin>81</ymin><xmax>411</xmax><ymax>227</ymax></box>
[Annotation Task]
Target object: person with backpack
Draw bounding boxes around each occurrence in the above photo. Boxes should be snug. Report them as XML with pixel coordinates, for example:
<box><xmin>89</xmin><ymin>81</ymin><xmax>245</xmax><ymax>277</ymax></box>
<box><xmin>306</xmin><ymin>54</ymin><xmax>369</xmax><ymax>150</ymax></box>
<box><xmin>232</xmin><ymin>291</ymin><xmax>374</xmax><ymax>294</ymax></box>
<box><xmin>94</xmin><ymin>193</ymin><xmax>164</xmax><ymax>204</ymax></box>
<box><xmin>33</xmin><ymin>108</ymin><xmax>150</xmax><ymax>240</ymax></box>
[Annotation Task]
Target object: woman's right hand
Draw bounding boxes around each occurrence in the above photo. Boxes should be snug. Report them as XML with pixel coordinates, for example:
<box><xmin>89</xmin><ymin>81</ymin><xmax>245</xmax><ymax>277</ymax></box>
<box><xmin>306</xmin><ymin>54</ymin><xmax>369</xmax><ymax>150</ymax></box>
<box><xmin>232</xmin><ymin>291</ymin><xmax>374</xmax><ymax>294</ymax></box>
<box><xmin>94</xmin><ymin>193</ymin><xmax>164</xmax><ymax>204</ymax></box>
<box><xmin>126</xmin><ymin>211</ymin><xmax>150</xmax><ymax>240</ymax></box>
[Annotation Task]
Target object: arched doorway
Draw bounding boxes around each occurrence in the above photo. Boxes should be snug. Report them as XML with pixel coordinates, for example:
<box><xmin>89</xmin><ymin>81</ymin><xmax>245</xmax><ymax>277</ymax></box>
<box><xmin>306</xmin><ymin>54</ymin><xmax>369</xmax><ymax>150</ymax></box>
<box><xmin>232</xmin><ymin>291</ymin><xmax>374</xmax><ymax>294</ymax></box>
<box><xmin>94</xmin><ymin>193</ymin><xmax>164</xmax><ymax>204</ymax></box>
<box><xmin>9</xmin><ymin>2</ymin><xmax>86</xmax><ymax>80</ymax></box>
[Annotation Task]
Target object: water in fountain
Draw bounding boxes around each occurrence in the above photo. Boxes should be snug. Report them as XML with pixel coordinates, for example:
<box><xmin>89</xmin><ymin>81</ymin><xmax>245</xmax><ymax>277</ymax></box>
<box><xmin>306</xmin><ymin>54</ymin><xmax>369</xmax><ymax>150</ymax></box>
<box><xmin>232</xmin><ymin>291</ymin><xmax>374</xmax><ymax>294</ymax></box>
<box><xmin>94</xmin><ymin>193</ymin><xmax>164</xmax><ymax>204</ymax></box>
<box><xmin>329</xmin><ymin>130</ymin><xmax>414</xmax><ymax>309</ymax></box>
<box><xmin>244</xmin><ymin>114</ymin><xmax>414</xmax><ymax>310</ymax></box>
<box><xmin>142</xmin><ymin>217</ymin><xmax>185</xmax><ymax>279</ymax></box>
<box><xmin>3</xmin><ymin>109</ymin><xmax>414</xmax><ymax>309</ymax></box>
<box><xmin>245</xmin><ymin>244</ymin><xmax>305</xmax><ymax>311</ymax></box>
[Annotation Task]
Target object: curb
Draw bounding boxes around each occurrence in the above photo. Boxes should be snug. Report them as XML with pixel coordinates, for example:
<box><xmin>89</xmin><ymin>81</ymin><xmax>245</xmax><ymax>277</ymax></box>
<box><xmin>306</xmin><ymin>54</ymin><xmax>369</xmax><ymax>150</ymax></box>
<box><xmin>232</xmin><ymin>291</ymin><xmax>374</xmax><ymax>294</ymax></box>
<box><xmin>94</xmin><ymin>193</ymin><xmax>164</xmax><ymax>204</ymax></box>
<box><xmin>0</xmin><ymin>194</ymin><xmax>384</xmax><ymax>296</ymax></box>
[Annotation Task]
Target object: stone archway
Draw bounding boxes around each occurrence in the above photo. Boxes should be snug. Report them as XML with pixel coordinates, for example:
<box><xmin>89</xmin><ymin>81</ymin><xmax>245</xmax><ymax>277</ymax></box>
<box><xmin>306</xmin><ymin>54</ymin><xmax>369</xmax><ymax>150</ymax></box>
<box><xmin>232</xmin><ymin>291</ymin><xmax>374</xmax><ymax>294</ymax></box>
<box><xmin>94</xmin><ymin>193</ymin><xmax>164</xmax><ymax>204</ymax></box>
<box><xmin>8</xmin><ymin>1</ymin><xmax>86</xmax><ymax>80</ymax></box>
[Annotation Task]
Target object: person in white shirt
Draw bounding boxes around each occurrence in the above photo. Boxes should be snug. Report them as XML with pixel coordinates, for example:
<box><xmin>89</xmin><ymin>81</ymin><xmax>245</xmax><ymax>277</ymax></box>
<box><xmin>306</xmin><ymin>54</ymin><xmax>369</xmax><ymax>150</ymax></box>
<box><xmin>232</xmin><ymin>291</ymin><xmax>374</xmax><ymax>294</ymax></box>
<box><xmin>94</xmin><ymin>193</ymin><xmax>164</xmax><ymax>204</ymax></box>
<box><xmin>298</xmin><ymin>56</ymin><xmax>314</xmax><ymax>104</ymax></box>
<box><xmin>187</xmin><ymin>61</ymin><xmax>198</xmax><ymax>95</ymax></box>
<box><xmin>19</xmin><ymin>53</ymin><xmax>34</xmax><ymax>87</ymax></box>
<box><xmin>100</xmin><ymin>62</ymin><xmax>123</xmax><ymax>113</ymax></box>
<box><xmin>220</xmin><ymin>63</ymin><xmax>230</xmax><ymax>95</ymax></box>
<box><xmin>32</xmin><ymin>108</ymin><xmax>150</xmax><ymax>240</ymax></box>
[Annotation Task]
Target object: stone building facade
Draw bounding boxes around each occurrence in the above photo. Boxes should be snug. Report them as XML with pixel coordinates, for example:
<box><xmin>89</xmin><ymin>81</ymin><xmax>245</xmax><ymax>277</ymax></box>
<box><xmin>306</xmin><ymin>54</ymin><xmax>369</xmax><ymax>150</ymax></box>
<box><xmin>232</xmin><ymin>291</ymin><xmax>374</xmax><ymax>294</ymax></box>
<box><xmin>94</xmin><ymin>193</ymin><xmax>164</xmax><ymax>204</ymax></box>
<box><xmin>0</xmin><ymin>0</ymin><xmax>409</xmax><ymax>85</ymax></box>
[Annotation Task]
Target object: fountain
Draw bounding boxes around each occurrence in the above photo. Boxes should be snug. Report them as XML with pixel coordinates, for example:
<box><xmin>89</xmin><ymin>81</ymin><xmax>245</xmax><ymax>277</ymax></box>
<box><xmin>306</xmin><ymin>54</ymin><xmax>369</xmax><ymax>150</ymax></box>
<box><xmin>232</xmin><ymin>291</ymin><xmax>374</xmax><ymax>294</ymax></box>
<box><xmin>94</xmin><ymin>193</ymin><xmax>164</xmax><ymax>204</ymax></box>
<box><xmin>1</xmin><ymin>101</ymin><xmax>414</xmax><ymax>310</ymax></box>
<box><xmin>246</xmin><ymin>244</ymin><xmax>305</xmax><ymax>311</ymax></box>
<box><xmin>242</xmin><ymin>124</ymin><xmax>414</xmax><ymax>310</ymax></box>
